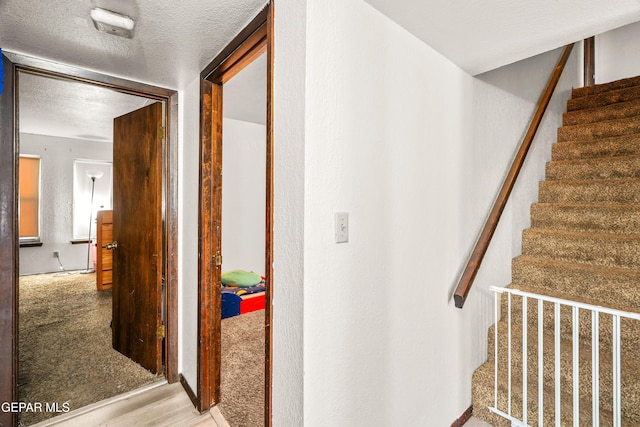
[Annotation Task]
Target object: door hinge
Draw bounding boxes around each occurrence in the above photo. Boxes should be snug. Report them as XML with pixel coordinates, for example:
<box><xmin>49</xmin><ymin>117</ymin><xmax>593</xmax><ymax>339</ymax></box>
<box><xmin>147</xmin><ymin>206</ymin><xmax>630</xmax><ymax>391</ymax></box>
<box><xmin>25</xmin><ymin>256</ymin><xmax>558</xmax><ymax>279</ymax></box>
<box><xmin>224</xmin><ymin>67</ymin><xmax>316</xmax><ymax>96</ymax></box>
<box><xmin>215</xmin><ymin>251</ymin><xmax>222</xmax><ymax>266</ymax></box>
<box><xmin>159</xmin><ymin>126</ymin><xmax>166</xmax><ymax>140</ymax></box>
<box><xmin>157</xmin><ymin>324</ymin><xmax>165</xmax><ymax>339</ymax></box>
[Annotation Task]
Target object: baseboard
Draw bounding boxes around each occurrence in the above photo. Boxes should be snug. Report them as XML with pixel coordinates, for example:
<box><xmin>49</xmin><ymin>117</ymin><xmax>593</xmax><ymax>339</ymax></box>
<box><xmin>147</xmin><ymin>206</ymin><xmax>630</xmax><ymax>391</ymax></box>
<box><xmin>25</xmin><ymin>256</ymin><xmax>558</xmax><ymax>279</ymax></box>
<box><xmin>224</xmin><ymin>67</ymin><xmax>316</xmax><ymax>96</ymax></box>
<box><xmin>179</xmin><ymin>374</ymin><xmax>200</xmax><ymax>412</ymax></box>
<box><xmin>450</xmin><ymin>405</ymin><xmax>473</xmax><ymax>427</ymax></box>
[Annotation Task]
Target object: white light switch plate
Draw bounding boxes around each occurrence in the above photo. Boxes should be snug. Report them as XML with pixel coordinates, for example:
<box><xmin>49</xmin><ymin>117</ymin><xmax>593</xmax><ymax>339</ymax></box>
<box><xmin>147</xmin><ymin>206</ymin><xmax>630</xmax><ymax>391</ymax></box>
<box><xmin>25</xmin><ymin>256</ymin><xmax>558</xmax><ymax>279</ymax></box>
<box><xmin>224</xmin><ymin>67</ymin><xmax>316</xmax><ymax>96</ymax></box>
<box><xmin>335</xmin><ymin>212</ymin><xmax>349</xmax><ymax>243</ymax></box>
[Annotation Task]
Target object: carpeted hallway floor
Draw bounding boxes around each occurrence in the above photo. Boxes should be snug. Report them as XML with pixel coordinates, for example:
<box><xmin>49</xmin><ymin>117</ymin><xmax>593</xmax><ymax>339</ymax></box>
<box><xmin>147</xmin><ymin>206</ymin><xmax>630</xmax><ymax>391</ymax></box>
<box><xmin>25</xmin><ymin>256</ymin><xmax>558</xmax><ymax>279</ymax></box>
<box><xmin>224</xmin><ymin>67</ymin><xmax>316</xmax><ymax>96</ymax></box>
<box><xmin>18</xmin><ymin>272</ymin><xmax>158</xmax><ymax>426</ymax></box>
<box><xmin>219</xmin><ymin>309</ymin><xmax>265</xmax><ymax>427</ymax></box>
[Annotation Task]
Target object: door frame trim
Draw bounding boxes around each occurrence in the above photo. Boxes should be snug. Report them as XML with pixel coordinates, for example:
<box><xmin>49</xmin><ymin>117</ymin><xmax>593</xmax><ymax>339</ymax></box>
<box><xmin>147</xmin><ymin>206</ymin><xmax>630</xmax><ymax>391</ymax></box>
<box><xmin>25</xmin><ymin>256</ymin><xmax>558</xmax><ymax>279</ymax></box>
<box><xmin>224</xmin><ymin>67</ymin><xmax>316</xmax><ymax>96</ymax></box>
<box><xmin>0</xmin><ymin>52</ymin><xmax>18</xmax><ymax>427</ymax></box>
<box><xmin>197</xmin><ymin>4</ymin><xmax>274</xmax><ymax>425</ymax></box>
<box><xmin>0</xmin><ymin>51</ymin><xmax>179</xmax><ymax>416</ymax></box>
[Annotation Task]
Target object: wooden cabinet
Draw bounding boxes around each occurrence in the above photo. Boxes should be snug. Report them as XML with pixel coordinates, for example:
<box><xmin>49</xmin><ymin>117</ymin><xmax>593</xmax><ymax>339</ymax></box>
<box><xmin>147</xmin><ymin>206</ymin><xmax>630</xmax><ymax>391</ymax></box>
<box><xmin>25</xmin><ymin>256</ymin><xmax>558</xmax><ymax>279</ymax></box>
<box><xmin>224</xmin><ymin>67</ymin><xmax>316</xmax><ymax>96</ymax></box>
<box><xmin>96</xmin><ymin>210</ymin><xmax>113</xmax><ymax>291</ymax></box>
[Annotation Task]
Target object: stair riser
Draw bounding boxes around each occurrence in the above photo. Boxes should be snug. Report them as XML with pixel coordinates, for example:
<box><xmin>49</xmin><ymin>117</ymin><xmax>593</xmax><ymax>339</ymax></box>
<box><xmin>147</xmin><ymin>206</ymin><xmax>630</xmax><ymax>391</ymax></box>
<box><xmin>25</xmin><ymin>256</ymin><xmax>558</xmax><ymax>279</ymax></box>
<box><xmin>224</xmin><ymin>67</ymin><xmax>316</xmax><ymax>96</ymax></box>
<box><xmin>567</xmin><ymin>85</ymin><xmax>640</xmax><ymax>112</ymax></box>
<box><xmin>563</xmin><ymin>99</ymin><xmax>640</xmax><ymax>126</ymax></box>
<box><xmin>531</xmin><ymin>204</ymin><xmax>640</xmax><ymax>235</ymax></box>
<box><xmin>546</xmin><ymin>156</ymin><xmax>640</xmax><ymax>181</ymax></box>
<box><xmin>552</xmin><ymin>136</ymin><xmax>640</xmax><ymax>161</ymax></box>
<box><xmin>522</xmin><ymin>230</ymin><xmax>640</xmax><ymax>269</ymax></box>
<box><xmin>538</xmin><ymin>180</ymin><xmax>640</xmax><ymax>204</ymax></box>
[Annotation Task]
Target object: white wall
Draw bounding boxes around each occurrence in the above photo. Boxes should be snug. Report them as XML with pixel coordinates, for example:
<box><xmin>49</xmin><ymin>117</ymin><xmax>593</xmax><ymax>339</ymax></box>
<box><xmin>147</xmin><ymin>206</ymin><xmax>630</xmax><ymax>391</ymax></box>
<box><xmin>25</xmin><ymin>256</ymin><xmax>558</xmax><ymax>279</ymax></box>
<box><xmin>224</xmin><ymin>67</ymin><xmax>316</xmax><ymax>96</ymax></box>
<box><xmin>221</xmin><ymin>118</ymin><xmax>266</xmax><ymax>274</ymax></box>
<box><xmin>272</xmin><ymin>0</ymin><xmax>307</xmax><ymax>425</ymax></box>
<box><xmin>178</xmin><ymin>77</ymin><xmax>201</xmax><ymax>387</ymax></box>
<box><xmin>596</xmin><ymin>21</ymin><xmax>640</xmax><ymax>83</ymax></box>
<box><xmin>19</xmin><ymin>133</ymin><xmax>112</xmax><ymax>275</ymax></box>
<box><xmin>296</xmin><ymin>1</ymin><xmax>581</xmax><ymax>425</ymax></box>
<box><xmin>303</xmin><ymin>1</ymin><xmax>476</xmax><ymax>424</ymax></box>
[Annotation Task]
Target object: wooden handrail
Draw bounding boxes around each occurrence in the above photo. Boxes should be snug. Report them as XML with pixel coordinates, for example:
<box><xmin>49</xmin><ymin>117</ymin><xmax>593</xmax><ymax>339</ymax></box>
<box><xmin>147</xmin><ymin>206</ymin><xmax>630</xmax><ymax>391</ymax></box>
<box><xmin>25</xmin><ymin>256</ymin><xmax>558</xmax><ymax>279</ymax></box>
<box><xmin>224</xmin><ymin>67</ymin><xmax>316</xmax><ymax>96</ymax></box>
<box><xmin>453</xmin><ymin>43</ymin><xmax>574</xmax><ymax>309</ymax></box>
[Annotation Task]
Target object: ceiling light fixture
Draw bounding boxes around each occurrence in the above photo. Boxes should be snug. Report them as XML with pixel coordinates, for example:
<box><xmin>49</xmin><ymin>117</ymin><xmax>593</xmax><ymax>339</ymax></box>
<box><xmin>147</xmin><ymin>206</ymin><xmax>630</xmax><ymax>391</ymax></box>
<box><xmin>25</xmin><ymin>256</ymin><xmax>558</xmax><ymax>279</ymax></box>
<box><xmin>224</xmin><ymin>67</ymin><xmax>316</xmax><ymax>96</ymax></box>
<box><xmin>90</xmin><ymin>7</ymin><xmax>135</xmax><ymax>39</ymax></box>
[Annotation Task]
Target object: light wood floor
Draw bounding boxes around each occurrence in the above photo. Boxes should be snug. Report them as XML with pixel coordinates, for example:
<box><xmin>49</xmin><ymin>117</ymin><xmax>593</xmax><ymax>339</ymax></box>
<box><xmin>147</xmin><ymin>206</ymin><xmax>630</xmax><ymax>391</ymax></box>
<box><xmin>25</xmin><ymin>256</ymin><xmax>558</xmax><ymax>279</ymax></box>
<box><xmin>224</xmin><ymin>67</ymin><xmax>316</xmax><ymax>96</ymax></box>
<box><xmin>30</xmin><ymin>379</ymin><xmax>490</xmax><ymax>427</ymax></box>
<box><xmin>31</xmin><ymin>381</ymin><xmax>228</xmax><ymax>427</ymax></box>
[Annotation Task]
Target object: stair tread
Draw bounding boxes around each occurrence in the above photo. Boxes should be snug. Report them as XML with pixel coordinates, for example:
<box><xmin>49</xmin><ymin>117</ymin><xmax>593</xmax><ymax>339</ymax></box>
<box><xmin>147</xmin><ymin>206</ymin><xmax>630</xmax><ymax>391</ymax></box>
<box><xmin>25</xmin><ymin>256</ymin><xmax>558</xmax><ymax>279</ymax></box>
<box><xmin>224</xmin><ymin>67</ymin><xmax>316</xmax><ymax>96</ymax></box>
<box><xmin>563</xmin><ymin>97</ymin><xmax>640</xmax><ymax>126</ymax></box>
<box><xmin>539</xmin><ymin>177</ymin><xmax>640</xmax><ymax>204</ymax></box>
<box><xmin>572</xmin><ymin>76</ymin><xmax>640</xmax><ymax>98</ymax></box>
<box><xmin>533</xmin><ymin>201</ymin><xmax>640</xmax><ymax>209</ymax></box>
<box><xmin>531</xmin><ymin>202</ymin><xmax>640</xmax><ymax>234</ymax></box>
<box><xmin>514</xmin><ymin>254</ymin><xmax>640</xmax><ymax>277</ymax></box>
<box><xmin>541</xmin><ymin>176</ymin><xmax>640</xmax><ymax>184</ymax></box>
<box><xmin>558</xmin><ymin>116</ymin><xmax>640</xmax><ymax>143</ymax></box>
<box><xmin>512</xmin><ymin>256</ymin><xmax>640</xmax><ymax>314</ymax></box>
<box><xmin>546</xmin><ymin>153</ymin><xmax>640</xmax><ymax>181</ymax></box>
<box><xmin>552</xmin><ymin>133</ymin><xmax>640</xmax><ymax>161</ymax></box>
<box><xmin>560</xmin><ymin>114</ymin><xmax>640</xmax><ymax>132</ymax></box>
<box><xmin>548</xmin><ymin>152</ymin><xmax>640</xmax><ymax>165</ymax></box>
<box><xmin>567</xmin><ymin>85</ymin><xmax>640</xmax><ymax>112</ymax></box>
<box><xmin>524</xmin><ymin>227</ymin><xmax>640</xmax><ymax>242</ymax></box>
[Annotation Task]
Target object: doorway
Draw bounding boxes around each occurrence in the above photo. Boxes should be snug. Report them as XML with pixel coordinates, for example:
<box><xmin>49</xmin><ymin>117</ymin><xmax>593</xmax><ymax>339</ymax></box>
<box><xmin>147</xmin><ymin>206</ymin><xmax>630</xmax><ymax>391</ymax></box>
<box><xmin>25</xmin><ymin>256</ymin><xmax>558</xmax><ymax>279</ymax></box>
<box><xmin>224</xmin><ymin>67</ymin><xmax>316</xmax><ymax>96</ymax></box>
<box><xmin>196</xmin><ymin>4</ymin><xmax>273</xmax><ymax>426</ymax></box>
<box><xmin>0</xmin><ymin>52</ymin><xmax>179</xmax><ymax>427</ymax></box>
<box><xmin>217</xmin><ymin>51</ymin><xmax>267</xmax><ymax>425</ymax></box>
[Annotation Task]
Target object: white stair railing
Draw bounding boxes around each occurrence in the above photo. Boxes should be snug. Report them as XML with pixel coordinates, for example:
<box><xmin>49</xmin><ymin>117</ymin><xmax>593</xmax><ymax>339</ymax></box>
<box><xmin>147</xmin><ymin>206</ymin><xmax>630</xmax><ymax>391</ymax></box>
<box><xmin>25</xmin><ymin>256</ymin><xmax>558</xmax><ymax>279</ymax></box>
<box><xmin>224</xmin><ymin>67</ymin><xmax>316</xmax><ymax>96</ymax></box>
<box><xmin>488</xmin><ymin>286</ymin><xmax>640</xmax><ymax>427</ymax></box>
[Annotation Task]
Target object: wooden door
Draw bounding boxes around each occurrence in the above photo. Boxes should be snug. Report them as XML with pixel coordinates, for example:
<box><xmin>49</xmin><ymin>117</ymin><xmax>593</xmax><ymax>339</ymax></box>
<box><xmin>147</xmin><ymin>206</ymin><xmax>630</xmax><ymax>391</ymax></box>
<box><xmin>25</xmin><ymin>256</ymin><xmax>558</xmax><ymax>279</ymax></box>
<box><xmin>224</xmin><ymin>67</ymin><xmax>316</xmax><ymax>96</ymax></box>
<box><xmin>96</xmin><ymin>210</ymin><xmax>113</xmax><ymax>291</ymax></box>
<box><xmin>111</xmin><ymin>103</ymin><xmax>163</xmax><ymax>374</ymax></box>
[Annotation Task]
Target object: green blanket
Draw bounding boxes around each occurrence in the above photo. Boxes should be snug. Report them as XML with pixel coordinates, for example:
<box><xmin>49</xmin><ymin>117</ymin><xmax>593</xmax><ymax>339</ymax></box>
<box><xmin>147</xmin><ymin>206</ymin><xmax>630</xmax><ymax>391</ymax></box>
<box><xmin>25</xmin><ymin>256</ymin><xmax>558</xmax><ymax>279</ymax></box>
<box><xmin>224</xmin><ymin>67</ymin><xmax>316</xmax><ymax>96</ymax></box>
<box><xmin>221</xmin><ymin>270</ymin><xmax>262</xmax><ymax>287</ymax></box>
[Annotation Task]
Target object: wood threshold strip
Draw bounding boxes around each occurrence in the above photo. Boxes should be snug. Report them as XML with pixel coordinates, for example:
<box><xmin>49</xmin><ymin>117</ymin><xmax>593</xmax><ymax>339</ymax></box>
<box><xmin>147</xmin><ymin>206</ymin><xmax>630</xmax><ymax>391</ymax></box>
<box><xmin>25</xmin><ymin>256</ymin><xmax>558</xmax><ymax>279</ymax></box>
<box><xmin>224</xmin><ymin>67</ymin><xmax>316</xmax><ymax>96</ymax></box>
<box><xmin>453</xmin><ymin>43</ymin><xmax>574</xmax><ymax>309</ymax></box>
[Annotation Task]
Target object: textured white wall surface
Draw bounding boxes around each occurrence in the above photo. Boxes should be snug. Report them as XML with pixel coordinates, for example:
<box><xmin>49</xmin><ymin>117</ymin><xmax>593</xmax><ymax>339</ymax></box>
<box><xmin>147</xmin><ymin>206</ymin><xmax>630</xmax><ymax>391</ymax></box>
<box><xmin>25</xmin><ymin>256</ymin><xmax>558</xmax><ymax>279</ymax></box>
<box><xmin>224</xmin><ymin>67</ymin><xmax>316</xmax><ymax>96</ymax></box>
<box><xmin>596</xmin><ymin>21</ymin><xmax>640</xmax><ymax>84</ymax></box>
<box><xmin>303</xmin><ymin>2</ymin><xmax>477</xmax><ymax>424</ymax></box>
<box><xmin>271</xmin><ymin>0</ymin><xmax>307</xmax><ymax>425</ymax></box>
<box><xmin>178</xmin><ymin>76</ymin><xmax>201</xmax><ymax>387</ymax></box>
<box><xmin>19</xmin><ymin>133</ymin><xmax>113</xmax><ymax>275</ymax></box>
<box><xmin>221</xmin><ymin>118</ymin><xmax>266</xmax><ymax>274</ymax></box>
<box><xmin>299</xmin><ymin>1</ymin><xmax>581</xmax><ymax>425</ymax></box>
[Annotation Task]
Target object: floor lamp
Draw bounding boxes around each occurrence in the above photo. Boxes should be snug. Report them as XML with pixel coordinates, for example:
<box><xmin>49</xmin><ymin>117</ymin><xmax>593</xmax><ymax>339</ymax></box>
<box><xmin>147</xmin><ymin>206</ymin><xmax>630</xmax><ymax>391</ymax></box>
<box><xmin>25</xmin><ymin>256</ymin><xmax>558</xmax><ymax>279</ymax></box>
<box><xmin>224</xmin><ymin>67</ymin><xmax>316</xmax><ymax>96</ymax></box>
<box><xmin>81</xmin><ymin>170</ymin><xmax>104</xmax><ymax>274</ymax></box>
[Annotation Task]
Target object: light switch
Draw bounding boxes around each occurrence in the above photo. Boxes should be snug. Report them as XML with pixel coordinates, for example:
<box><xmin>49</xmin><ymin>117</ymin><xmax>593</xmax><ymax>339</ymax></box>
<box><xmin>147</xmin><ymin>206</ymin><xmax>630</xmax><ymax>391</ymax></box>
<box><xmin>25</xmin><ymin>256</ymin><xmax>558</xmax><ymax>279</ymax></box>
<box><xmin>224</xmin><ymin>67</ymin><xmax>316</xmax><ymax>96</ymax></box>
<box><xmin>335</xmin><ymin>212</ymin><xmax>349</xmax><ymax>243</ymax></box>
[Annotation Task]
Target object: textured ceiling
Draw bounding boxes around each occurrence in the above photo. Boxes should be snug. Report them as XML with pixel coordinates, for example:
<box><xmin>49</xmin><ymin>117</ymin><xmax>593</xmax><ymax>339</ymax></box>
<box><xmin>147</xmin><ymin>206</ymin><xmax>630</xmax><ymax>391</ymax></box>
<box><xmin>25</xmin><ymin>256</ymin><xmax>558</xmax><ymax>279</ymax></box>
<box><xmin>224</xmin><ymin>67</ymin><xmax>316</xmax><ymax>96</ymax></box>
<box><xmin>0</xmin><ymin>0</ymin><xmax>268</xmax><ymax>89</ymax></box>
<box><xmin>363</xmin><ymin>0</ymin><xmax>640</xmax><ymax>75</ymax></box>
<box><xmin>19</xmin><ymin>72</ymin><xmax>150</xmax><ymax>141</ymax></box>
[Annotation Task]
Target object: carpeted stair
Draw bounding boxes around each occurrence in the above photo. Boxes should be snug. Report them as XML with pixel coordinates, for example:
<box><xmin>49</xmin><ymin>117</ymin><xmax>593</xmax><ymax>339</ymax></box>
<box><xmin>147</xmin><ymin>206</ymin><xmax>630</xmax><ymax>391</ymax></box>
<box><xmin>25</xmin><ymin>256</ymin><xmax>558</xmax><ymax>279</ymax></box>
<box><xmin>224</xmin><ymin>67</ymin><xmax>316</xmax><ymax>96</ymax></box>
<box><xmin>472</xmin><ymin>75</ymin><xmax>640</xmax><ymax>426</ymax></box>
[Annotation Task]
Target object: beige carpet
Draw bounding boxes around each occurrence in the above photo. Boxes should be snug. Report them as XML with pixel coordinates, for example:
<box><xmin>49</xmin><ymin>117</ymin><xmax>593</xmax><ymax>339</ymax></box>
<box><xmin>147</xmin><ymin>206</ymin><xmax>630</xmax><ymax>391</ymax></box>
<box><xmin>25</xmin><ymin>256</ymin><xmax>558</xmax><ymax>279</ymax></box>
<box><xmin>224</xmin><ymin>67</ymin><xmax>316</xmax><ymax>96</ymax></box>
<box><xmin>18</xmin><ymin>272</ymin><xmax>158</xmax><ymax>426</ymax></box>
<box><xmin>219</xmin><ymin>309</ymin><xmax>265</xmax><ymax>427</ymax></box>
